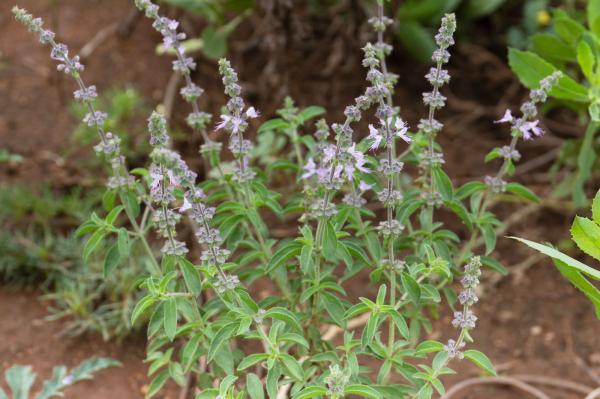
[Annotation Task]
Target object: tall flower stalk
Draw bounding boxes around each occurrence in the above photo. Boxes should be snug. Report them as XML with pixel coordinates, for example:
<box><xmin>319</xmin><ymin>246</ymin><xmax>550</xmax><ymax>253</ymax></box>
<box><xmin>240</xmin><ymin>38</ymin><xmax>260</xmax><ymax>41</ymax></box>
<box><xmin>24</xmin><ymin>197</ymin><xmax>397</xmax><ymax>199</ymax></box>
<box><xmin>12</xmin><ymin>6</ymin><xmax>161</xmax><ymax>271</ymax></box>
<box><xmin>418</xmin><ymin>14</ymin><xmax>456</xmax><ymax>223</ymax></box>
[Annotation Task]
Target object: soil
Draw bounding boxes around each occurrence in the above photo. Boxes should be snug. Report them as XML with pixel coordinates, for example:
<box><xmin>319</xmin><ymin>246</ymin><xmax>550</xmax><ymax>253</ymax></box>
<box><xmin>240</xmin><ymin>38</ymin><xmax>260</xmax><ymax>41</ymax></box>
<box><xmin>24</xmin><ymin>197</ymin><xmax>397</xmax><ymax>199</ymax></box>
<box><xmin>1</xmin><ymin>0</ymin><xmax>599</xmax><ymax>398</ymax></box>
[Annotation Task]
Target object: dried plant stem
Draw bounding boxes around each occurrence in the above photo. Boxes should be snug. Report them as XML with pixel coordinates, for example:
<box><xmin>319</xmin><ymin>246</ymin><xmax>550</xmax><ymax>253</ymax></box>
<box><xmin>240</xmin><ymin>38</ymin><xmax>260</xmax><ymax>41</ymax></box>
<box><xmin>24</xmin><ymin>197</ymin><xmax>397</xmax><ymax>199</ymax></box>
<box><xmin>441</xmin><ymin>376</ymin><xmax>552</xmax><ymax>399</ymax></box>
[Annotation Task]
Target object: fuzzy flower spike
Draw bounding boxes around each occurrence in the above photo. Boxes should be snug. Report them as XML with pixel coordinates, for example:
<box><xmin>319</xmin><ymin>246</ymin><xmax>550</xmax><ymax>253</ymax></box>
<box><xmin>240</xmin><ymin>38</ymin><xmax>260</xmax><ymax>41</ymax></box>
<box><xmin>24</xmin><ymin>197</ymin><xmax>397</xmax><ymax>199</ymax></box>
<box><xmin>134</xmin><ymin>0</ymin><xmax>216</xmax><ymax>154</ymax></box>
<box><xmin>486</xmin><ymin>71</ymin><xmax>562</xmax><ymax>193</ymax></box>
<box><xmin>12</xmin><ymin>6</ymin><xmax>134</xmax><ymax>189</ymax></box>
<box><xmin>216</xmin><ymin>59</ymin><xmax>260</xmax><ymax>183</ymax></box>
<box><xmin>419</xmin><ymin>13</ymin><xmax>456</xmax><ymax>207</ymax></box>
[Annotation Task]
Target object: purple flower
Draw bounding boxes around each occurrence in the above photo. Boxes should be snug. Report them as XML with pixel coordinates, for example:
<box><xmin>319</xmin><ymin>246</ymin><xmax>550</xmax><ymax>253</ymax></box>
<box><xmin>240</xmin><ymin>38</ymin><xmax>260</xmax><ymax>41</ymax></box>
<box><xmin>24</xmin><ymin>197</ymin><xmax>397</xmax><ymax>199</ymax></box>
<box><xmin>519</xmin><ymin>120</ymin><xmax>543</xmax><ymax>140</ymax></box>
<box><xmin>302</xmin><ymin>158</ymin><xmax>317</xmax><ymax>180</ymax></box>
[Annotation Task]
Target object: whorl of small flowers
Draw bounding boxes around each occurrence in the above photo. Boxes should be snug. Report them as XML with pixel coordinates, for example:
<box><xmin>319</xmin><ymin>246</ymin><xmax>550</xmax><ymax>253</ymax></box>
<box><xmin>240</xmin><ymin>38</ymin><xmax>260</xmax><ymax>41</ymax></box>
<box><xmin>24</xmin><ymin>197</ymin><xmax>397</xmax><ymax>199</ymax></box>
<box><xmin>422</xmin><ymin>14</ymin><xmax>456</xmax><ymax>113</ymax></box>
<box><xmin>495</xmin><ymin>71</ymin><xmax>562</xmax><ymax>140</ymax></box>
<box><xmin>445</xmin><ymin>256</ymin><xmax>482</xmax><ymax>359</ymax></box>
<box><xmin>324</xmin><ymin>365</ymin><xmax>350</xmax><ymax>398</ymax></box>
<box><xmin>13</xmin><ymin>7</ymin><xmax>134</xmax><ymax>189</ymax></box>
<box><xmin>13</xmin><ymin>8</ymin><xmax>84</xmax><ymax>75</ymax></box>
<box><xmin>302</xmin><ymin>45</ymin><xmax>384</xmax><ymax>199</ymax></box>
<box><xmin>216</xmin><ymin>59</ymin><xmax>262</xmax><ymax>183</ymax></box>
<box><xmin>484</xmin><ymin>175</ymin><xmax>507</xmax><ymax>193</ymax></box>
<box><xmin>146</xmin><ymin>112</ymin><xmax>196</xmax><ymax>255</ymax></box>
<box><xmin>135</xmin><ymin>0</ymin><xmax>214</xmax><ymax>142</ymax></box>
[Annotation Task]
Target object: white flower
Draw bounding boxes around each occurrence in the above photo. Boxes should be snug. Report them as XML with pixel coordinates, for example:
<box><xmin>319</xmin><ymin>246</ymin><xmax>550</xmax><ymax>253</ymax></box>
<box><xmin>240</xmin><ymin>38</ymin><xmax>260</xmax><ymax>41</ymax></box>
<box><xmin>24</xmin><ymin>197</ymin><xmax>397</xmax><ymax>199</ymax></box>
<box><xmin>216</xmin><ymin>114</ymin><xmax>244</xmax><ymax>134</ymax></box>
<box><xmin>390</xmin><ymin>117</ymin><xmax>411</xmax><ymax>143</ymax></box>
<box><xmin>495</xmin><ymin>109</ymin><xmax>514</xmax><ymax>124</ymax></box>
<box><xmin>359</xmin><ymin>181</ymin><xmax>372</xmax><ymax>192</ymax></box>
<box><xmin>245</xmin><ymin>106</ymin><xmax>259</xmax><ymax>119</ymax></box>
<box><xmin>367</xmin><ymin>124</ymin><xmax>383</xmax><ymax>150</ymax></box>
<box><xmin>179</xmin><ymin>196</ymin><xmax>192</xmax><ymax>213</ymax></box>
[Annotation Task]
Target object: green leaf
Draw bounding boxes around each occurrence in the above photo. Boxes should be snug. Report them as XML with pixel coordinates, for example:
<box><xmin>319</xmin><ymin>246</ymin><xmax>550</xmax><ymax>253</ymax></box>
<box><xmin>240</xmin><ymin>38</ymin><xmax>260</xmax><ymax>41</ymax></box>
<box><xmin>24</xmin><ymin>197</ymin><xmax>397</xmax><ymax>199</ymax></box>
<box><xmin>592</xmin><ymin>190</ymin><xmax>600</xmax><ymax>224</ymax></box>
<box><xmin>577</xmin><ymin>40</ymin><xmax>595</xmax><ymax>81</ymax></box>
<box><xmin>238</xmin><ymin>354</ymin><xmax>269</xmax><ymax>371</ymax></box>
<box><xmin>164</xmin><ymin>298</ymin><xmax>178</xmax><ymax>341</ymax></box>
<box><xmin>279</xmin><ymin>354</ymin><xmax>304</xmax><ymax>382</ymax></box>
<box><xmin>344</xmin><ymin>384</ymin><xmax>383</xmax><ymax>399</ymax></box>
<box><xmin>588</xmin><ymin>0</ymin><xmax>600</xmax><ymax>35</ymax></box>
<box><xmin>246</xmin><ymin>373</ymin><xmax>265</xmax><ymax>399</ymax></box>
<box><xmin>388</xmin><ymin>310</ymin><xmax>409</xmax><ymax>339</ymax></box>
<box><xmin>431</xmin><ymin>167</ymin><xmax>453</xmax><ymax>201</ymax></box>
<box><xmin>293</xmin><ymin>386</ymin><xmax>327</xmax><ymax>399</ymax></box>
<box><xmin>395</xmin><ymin>21</ymin><xmax>436</xmax><ymax>63</ymax></box>
<box><xmin>415</xmin><ymin>340</ymin><xmax>444</xmax><ymax>355</ymax></box>
<box><xmin>298</xmin><ymin>106</ymin><xmax>326</xmax><ymax>124</ymax></box>
<box><xmin>6</xmin><ymin>366</ymin><xmax>36</xmax><ymax>399</ymax></box>
<box><xmin>131</xmin><ymin>296</ymin><xmax>156</xmax><ymax>326</ymax></box>
<box><xmin>178</xmin><ymin>258</ymin><xmax>202</xmax><ymax>295</ymax></box>
<box><xmin>105</xmin><ymin>205</ymin><xmax>124</xmax><ymax>225</ymax></box>
<box><xmin>571</xmin><ymin>216</ymin><xmax>600</xmax><ymax>261</ymax></box>
<box><xmin>511</xmin><ymin>237</ymin><xmax>600</xmax><ymax>280</ymax></box>
<box><xmin>103</xmin><ymin>244</ymin><xmax>121</xmax><ymax>278</ymax></box>
<box><xmin>505</xmin><ymin>182</ymin><xmax>539</xmax><ymax>202</ymax></box>
<box><xmin>464</xmin><ymin>350</ymin><xmax>497</xmax><ymax>376</ymax></box>
<box><xmin>83</xmin><ymin>229</ymin><xmax>106</xmax><ymax>262</ymax></box>
<box><xmin>258</xmin><ymin>118</ymin><xmax>289</xmax><ymax>133</ymax></box>
<box><xmin>574</xmin><ymin>123</ymin><xmax>599</xmax><ymax>207</ymax></box>
<box><xmin>122</xmin><ymin>190</ymin><xmax>140</xmax><ymax>219</ymax></box>
<box><xmin>265</xmin><ymin>307</ymin><xmax>302</xmax><ymax>332</ymax></box>
<box><xmin>400</xmin><ymin>272</ymin><xmax>421</xmax><ymax>305</ymax></box>
<box><xmin>201</xmin><ymin>26</ymin><xmax>227</xmax><ymax>59</ymax></box>
<box><xmin>465</xmin><ymin>0</ymin><xmax>504</xmax><ymax>17</ymax></box>
<box><xmin>361</xmin><ymin>312</ymin><xmax>379</xmax><ymax>348</ymax></box>
<box><xmin>75</xmin><ymin>220</ymin><xmax>97</xmax><ymax>237</ymax></box>
<box><xmin>322</xmin><ymin>221</ymin><xmax>338</xmax><ymax>259</ymax></box>
<box><xmin>554</xmin><ymin>16</ymin><xmax>586</xmax><ymax>45</ymax></box>
<box><xmin>208</xmin><ymin>322</ymin><xmax>238</xmax><ymax>362</ymax></box>
<box><xmin>481</xmin><ymin>256</ymin><xmax>509</xmax><ymax>276</ymax></box>
<box><xmin>508</xmin><ymin>49</ymin><xmax>589</xmax><ymax>102</ymax></box>
<box><xmin>455</xmin><ymin>181</ymin><xmax>486</xmax><ymax>200</ymax></box>
<box><xmin>102</xmin><ymin>189</ymin><xmax>117</xmax><ymax>211</ymax></box>
<box><xmin>531</xmin><ymin>33</ymin><xmax>575</xmax><ymax>62</ymax></box>
<box><xmin>70</xmin><ymin>357</ymin><xmax>121</xmax><ymax>381</ymax></box>
<box><xmin>554</xmin><ymin>259</ymin><xmax>600</xmax><ymax>318</ymax></box>
<box><xmin>444</xmin><ymin>199</ymin><xmax>473</xmax><ymax>231</ymax></box>
<box><xmin>265</xmin><ymin>363</ymin><xmax>281</xmax><ymax>399</ymax></box>
<box><xmin>117</xmin><ymin>228</ymin><xmax>130</xmax><ymax>257</ymax></box>
<box><xmin>321</xmin><ymin>291</ymin><xmax>346</xmax><ymax>328</ymax></box>
<box><xmin>266</xmin><ymin>242</ymin><xmax>302</xmax><ymax>273</ymax></box>
<box><xmin>145</xmin><ymin>370</ymin><xmax>169</xmax><ymax>399</ymax></box>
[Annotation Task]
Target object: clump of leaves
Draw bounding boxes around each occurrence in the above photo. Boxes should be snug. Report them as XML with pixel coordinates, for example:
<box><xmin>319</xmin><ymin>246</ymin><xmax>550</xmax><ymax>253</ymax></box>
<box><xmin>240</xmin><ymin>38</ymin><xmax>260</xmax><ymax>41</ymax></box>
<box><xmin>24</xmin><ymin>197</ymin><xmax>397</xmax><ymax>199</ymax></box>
<box><xmin>0</xmin><ymin>357</ymin><xmax>120</xmax><ymax>399</ymax></box>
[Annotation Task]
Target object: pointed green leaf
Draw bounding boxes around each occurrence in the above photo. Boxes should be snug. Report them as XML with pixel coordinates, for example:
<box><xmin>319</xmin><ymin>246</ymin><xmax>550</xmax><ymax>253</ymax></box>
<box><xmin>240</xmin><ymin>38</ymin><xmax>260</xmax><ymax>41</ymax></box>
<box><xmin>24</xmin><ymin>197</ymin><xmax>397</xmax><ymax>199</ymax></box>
<box><xmin>464</xmin><ymin>350</ymin><xmax>497</xmax><ymax>376</ymax></box>
<box><xmin>246</xmin><ymin>373</ymin><xmax>264</xmax><ymax>399</ymax></box>
<box><xmin>511</xmin><ymin>237</ymin><xmax>600</xmax><ymax>280</ymax></box>
<box><xmin>571</xmin><ymin>216</ymin><xmax>600</xmax><ymax>261</ymax></box>
<box><xmin>344</xmin><ymin>384</ymin><xmax>383</xmax><ymax>399</ymax></box>
<box><xmin>164</xmin><ymin>298</ymin><xmax>178</xmax><ymax>341</ymax></box>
